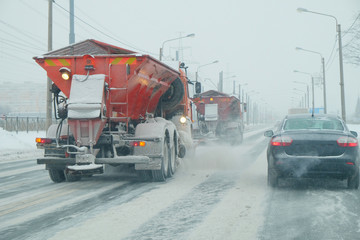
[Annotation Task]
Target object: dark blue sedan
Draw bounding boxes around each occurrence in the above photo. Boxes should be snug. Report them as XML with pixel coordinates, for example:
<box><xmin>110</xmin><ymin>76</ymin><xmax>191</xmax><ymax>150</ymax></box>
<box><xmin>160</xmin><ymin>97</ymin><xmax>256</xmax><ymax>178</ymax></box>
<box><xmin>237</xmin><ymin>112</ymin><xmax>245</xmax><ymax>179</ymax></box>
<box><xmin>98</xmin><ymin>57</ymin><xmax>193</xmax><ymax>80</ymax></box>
<box><xmin>264</xmin><ymin>114</ymin><xmax>359</xmax><ymax>189</ymax></box>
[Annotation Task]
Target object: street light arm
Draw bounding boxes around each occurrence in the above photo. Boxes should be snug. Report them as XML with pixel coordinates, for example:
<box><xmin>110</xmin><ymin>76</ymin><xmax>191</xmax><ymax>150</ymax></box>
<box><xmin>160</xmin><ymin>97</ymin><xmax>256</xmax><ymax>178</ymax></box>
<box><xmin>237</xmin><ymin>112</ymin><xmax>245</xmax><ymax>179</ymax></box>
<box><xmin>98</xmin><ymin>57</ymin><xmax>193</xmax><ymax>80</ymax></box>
<box><xmin>160</xmin><ymin>33</ymin><xmax>195</xmax><ymax>61</ymax></box>
<box><xmin>197</xmin><ymin>60</ymin><xmax>219</xmax><ymax>72</ymax></box>
<box><xmin>293</xmin><ymin>70</ymin><xmax>312</xmax><ymax>77</ymax></box>
<box><xmin>296</xmin><ymin>47</ymin><xmax>322</xmax><ymax>58</ymax></box>
<box><xmin>196</xmin><ymin>60</ymin><xmax>219</xmax><ymax>82</ymax></box>
<box><xmin>297</xmin><ymin>8</ymin><xmax>338</xmax><ymax>26</ymax></box>
<box><xmin>161</xmin><ymin>34</ymin><xmax>195</xmax><ymax>49</ymax></box>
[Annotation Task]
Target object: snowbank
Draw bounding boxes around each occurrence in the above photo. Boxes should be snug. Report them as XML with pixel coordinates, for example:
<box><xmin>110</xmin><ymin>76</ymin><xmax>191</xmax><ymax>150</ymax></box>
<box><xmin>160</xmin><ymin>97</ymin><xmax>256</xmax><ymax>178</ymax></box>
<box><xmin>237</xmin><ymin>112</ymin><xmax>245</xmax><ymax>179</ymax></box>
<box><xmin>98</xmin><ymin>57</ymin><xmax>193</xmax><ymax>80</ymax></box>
<box><xmin>0</xmin><ymin>128</ymin><xmax>45</xmax><ymax>161</ymax></box>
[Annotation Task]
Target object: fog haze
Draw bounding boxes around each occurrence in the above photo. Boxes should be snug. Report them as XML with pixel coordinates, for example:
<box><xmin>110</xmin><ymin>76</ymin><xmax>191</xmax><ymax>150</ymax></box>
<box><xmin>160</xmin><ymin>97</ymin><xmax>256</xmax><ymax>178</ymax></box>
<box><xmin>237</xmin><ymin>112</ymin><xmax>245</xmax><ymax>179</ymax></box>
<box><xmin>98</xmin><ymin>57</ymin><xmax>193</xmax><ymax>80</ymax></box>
<box><xmin>1</xmin><ymin>0</ymin><xmax>359</xmax><ymax>118</ymax></box>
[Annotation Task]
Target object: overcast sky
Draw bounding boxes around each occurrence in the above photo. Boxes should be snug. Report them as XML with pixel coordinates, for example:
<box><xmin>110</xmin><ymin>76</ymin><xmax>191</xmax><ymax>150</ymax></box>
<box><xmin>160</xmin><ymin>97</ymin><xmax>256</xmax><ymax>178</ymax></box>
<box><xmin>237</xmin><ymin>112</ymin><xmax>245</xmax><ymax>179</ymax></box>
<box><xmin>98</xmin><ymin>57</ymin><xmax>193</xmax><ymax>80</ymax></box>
<box><xmin>1</xmin><ymin>0</ymin><xmax>359</xmax><ymax>118</ymax></box>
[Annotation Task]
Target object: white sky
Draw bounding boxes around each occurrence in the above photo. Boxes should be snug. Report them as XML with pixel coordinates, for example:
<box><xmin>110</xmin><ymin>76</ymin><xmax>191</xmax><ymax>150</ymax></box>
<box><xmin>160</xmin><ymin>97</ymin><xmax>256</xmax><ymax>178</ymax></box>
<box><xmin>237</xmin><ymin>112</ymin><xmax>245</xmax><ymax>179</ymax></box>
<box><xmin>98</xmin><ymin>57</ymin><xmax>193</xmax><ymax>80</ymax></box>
<box><xmin>0</xmin><ymin>0</ymin><xmax>359</xmax><ymax>118</ymax></box>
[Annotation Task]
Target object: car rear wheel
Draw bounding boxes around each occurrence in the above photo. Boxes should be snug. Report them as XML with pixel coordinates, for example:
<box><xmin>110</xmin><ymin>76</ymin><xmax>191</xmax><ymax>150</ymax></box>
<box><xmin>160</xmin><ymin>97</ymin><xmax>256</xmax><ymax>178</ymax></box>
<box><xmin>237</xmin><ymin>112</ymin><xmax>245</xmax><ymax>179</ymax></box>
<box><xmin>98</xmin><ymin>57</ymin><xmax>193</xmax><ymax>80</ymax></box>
<box><xmin>347</xmin><ymin>169</ymin><xmax>359</xmax><ymax>189</ymax></box>
<box><xmin>268</xmin><ymin>167</ymin><xmax>278</xmax><ymax>188</ymax></box>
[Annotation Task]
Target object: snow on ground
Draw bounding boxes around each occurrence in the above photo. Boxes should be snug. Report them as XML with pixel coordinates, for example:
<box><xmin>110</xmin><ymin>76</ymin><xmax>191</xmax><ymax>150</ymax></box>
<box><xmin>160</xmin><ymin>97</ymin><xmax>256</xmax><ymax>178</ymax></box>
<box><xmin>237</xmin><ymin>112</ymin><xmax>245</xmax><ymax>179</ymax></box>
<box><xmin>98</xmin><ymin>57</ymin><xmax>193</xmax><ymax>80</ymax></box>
<box><xmin>1</xmin><ymin>124</ymin><xmax>360</xmax><ymax>239</ymax></box>
<box><xmin>0</xmin><ymin>128</ymin><xmax>45</xmax><ymax>161</ymax></box>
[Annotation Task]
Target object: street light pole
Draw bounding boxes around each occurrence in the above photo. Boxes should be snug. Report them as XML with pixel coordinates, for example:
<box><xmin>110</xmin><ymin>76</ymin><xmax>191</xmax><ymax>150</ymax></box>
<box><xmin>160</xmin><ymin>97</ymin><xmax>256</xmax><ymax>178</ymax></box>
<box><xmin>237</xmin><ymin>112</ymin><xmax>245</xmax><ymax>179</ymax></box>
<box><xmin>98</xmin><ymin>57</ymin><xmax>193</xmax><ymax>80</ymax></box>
<box><xmin>293</xmin><ymin>81</ymin><xmax>310</xmax><ymax>109</ymax></box>
<box><xmin>159</xmin><ymin>33</ymin><xmax>195</xmax><ymax>61</ymax></box>
<box><xmin>196</xmin><ymin>60</ymin><xmax>219</xmax><ymax>82</ymax></box>
<box><xmin>296</xmin><ymin>47</ymin><xmax>327</xmax><ymax>113</ymax></box>
<box><xmin>293</xmin><ymin>88</ymin><xmax>307</xmax><ymax>108</ymax></box>
<box><xmin>294</xmin><ymin>70</ymin><xmax>315</xmax><ymax>113</ymax></box>
<box><xmin>297</xmin><ymin>8</ymin><xmax>345</xmax><ymax>120</ymax></box>
<box><xmin>238</xmin><ymin>83</ymin><xmax>247</xmax><ymax>101</ymax></box>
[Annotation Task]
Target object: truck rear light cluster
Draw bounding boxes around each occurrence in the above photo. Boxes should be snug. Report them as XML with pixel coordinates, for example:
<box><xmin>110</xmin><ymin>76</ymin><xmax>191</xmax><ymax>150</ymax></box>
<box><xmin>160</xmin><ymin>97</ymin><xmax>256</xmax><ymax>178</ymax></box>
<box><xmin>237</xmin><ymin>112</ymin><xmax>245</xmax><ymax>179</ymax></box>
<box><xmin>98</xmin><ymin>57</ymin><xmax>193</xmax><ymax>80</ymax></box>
<box><xmin>35</xmin><ymin>138</ymin><xmax>53</xmax><ymax>144</ymax></box>
<box><xmin>131</xmin><ymin>141</ymin><xmax>146</xmax><ymax>147</ymax></box>
<box><xmin>271</xmin><ymin>136</ymin><xmax>293</xmax><ymax>146</ymax></box>
<box><xmin>337</xmin><ymin>136</ymin><xmax>358</xmax><ymax>147</ymax></box>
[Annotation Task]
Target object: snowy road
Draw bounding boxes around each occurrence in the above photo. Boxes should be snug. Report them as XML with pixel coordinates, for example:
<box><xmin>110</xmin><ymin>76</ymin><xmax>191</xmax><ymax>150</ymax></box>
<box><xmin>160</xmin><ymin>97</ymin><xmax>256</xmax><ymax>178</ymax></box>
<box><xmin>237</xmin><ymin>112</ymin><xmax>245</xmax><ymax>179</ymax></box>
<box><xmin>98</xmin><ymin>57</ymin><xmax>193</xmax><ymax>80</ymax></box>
<box><xmin>1</xmin><ymin>126</ymin><xmax>360</xmax><ymax>239</ymax></box>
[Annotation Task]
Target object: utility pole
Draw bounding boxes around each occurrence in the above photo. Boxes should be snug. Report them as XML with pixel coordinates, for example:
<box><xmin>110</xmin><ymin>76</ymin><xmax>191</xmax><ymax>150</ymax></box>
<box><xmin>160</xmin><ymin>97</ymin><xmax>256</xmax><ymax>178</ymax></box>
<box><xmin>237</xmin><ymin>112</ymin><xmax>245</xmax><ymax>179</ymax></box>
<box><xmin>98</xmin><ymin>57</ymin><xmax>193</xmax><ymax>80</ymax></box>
<box><xmin>321</xmin><ymin>57</ymin><xmax>327</xmax><ymax>113</ymax></box>
<box><xmin>46</xmin><ymin>0</ymin><xmax>53</xmax><ymax>130</ymax></box>
<box><xmin>218</xmin><ymin>71</ymin><xmax>223</xmax><ymax>92</ymax></box>
<box><xmin>69</xmin><ymin>0</ymin><xmax>75</xmax><ymax>44</ymax></box>
<box><xmin>337</xmin><ymin>24</ymin><xmax>346</xmax><ymax>121</ymax></box>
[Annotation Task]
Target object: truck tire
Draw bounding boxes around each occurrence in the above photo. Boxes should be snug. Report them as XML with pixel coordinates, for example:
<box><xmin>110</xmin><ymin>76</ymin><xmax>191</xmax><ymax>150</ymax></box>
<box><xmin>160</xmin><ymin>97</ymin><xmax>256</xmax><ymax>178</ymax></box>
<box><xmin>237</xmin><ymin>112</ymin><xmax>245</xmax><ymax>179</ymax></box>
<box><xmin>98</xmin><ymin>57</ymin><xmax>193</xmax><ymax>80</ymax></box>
<box><xmin>168</xmin><ymin>136</ymin><xmax>177</xmax><ymax>177</ymax></box>
<box><xmin>161</xmin><ymin>78</ymin><xmax>184</xmax><ymax>111</ymax></box>
<box><xmin>64</xmin><ymin>170</ymin><xmax>82</xmax><ymax>182</ymax></box>
<box><xmin>48</xmin><ymin>168</ymin><xmax>66</xmax><ymax>183</ymax></box>
<box><xmin>152</xmin><ymin>139</ymin><xmax>170</xmax><ymax>182</ymax></box>
<box><xmin>137</xmin><ymin>170</ymin><xmax>152</xmax><ymax>181</ymax></box>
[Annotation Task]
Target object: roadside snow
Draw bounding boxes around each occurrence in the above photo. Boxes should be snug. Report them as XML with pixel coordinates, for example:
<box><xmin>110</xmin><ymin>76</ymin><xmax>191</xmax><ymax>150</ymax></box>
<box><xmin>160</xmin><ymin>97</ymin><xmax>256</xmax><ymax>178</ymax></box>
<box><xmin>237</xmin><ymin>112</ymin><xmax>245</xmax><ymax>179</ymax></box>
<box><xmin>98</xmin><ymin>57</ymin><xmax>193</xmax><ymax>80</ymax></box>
<box><xmin>0</xmin><ymin>128</ymin><xmax>45</xmax><ymax>161</ymax></box>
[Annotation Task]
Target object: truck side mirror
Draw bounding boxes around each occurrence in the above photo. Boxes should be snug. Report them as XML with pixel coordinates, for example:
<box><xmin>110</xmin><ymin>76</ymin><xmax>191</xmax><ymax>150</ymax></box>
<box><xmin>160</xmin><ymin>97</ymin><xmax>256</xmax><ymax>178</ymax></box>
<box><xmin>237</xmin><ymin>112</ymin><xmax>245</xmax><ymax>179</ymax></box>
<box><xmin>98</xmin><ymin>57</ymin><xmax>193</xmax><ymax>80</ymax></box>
<box><xmin>195</xmin><ymin>82</ymin><xmax>201</xmax><ymax>94</ymax></box>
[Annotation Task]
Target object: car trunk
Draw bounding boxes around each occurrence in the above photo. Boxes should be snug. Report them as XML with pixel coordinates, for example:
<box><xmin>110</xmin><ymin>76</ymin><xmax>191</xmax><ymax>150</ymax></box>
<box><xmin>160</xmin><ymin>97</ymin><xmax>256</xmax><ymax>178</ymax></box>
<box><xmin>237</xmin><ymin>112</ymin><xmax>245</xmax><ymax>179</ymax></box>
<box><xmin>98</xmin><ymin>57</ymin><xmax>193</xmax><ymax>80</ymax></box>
<box><xmin>283</xmin><ymin>131</ymin><xmax>347</xmax><ymax>157</ymax></box>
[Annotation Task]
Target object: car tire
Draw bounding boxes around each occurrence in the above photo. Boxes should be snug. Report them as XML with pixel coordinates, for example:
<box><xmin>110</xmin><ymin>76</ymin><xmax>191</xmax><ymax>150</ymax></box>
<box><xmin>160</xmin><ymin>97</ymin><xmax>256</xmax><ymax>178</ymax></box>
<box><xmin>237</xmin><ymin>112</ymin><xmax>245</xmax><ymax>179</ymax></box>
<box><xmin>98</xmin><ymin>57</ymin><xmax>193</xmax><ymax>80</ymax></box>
<box><xmin>347</xmin><ymin>169</ymin><xmax>359</xmax><ymax>189</ymax></box>
<box><xmin>268</xmin><ymin>167</ymin><xmax>278</xmax><ymax>188</ymax></box>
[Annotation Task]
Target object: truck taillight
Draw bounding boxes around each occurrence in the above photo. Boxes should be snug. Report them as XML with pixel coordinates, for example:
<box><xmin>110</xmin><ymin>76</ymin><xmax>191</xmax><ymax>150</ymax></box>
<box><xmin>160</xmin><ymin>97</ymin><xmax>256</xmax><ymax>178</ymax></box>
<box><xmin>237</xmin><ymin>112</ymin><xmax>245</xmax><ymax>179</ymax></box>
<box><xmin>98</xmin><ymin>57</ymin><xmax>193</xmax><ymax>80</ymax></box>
<box><xmin>131</xmin><ymin>141</ymin><xmax>146</xmax><ymax>147</ymax></box>
<box><xmin>35</xmin><ymin>138</ymin><xmax>52</xmax><ymax>144</ymax></box>
<box><xmin>271</xmin><ymin>136</ymin><xmax>292</xmax><ymax>146</ymax></box>
<box><xmin>337</xmin><ymin>136</ymin><xmax>358</xmax><ymax>147</ymax></box>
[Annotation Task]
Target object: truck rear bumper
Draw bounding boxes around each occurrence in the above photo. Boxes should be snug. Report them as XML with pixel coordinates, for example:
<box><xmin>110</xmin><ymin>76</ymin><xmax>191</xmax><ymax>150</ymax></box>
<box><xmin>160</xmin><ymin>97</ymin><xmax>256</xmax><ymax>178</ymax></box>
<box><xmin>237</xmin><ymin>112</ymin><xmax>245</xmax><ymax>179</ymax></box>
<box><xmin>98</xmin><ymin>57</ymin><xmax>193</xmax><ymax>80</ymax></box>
<box><xmin>37</xmin><ymin>155</ymin><xmax>162</xmax><ymax>170</ymax></box>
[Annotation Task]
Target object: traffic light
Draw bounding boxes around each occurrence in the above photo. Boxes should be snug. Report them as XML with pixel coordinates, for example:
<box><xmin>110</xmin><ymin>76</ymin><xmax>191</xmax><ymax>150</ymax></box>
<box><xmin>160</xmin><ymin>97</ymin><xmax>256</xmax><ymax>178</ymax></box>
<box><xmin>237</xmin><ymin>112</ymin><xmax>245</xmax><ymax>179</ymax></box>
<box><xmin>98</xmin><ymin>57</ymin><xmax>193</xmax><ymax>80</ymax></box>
<box><xmin>195</xmin><ymin>82</ymin><xmax>201</xmax><ymax>94</ymax></box>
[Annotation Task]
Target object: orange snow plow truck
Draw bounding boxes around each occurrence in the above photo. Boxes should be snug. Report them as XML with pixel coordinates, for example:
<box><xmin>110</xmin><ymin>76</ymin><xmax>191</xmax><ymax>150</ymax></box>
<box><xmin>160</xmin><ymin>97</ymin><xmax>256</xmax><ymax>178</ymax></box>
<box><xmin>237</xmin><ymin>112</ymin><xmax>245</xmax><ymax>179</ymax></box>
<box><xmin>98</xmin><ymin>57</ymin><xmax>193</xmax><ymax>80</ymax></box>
<box><xmin>192</xmin><ymin>90</ymin><xmax>244</xmax><ymax>144</ymax></box>
<box><xmin>34</xmin><ymin>39</ymin><xmax>193</xmax><ymax>182</ymax></box>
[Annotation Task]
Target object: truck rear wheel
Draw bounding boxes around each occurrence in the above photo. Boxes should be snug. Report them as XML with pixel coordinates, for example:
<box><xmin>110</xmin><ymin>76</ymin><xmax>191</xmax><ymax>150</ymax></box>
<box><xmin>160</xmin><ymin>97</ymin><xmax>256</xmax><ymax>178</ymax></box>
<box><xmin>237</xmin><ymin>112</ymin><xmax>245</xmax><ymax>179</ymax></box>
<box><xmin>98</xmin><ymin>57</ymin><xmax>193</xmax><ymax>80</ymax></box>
<box><xmin>64</xmin><ymin>169</ymin><xmax>82</xmax><ymax>182</ymax></box>
<box><xmin>137</xmin><ymin>170</ymin><xmax>152</xmax><ymax>181</ymax></box>
<box><xmin>168</xmin><ymin>143</ymin><xmax>176</xmax><ymax>177</ymax></box>
<box><xmin>48</xmin><ymin>168</ymin><xmax>66</xmax><ymax>183</ymax></box>
<box><xmin>152</xmin><ymin>139</ymin><xmax>170</xmax><ymax>182</ymax></box>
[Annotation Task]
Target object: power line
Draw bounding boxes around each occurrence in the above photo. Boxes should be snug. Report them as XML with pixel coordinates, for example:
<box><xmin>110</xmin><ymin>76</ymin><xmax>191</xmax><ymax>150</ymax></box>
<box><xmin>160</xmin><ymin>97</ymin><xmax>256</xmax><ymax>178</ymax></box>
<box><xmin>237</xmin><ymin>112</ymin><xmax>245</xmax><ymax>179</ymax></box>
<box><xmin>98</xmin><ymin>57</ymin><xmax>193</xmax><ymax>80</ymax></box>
<box><xmin>53</xmin><ymin>1</ymin><xmax>158</xmax><ymax>56</ymax></box>
<box><xmin>325</xmin><ymin>36</ymin><xmax>338</xmax><ymax>71</ymax></box>
<box><xmin>0</xmin><ymin>19</ymin><xmax>46</xmax><ymax>46</ymax></box>
<box><xmin>0</xmin><ymin>39</ymin><xmax>41</xmax><ymax>55</ymax></box>
<box><xmin>19</xmin><ymin>0</ymin><xmax>77</xmax><ymax>37</ymax></box>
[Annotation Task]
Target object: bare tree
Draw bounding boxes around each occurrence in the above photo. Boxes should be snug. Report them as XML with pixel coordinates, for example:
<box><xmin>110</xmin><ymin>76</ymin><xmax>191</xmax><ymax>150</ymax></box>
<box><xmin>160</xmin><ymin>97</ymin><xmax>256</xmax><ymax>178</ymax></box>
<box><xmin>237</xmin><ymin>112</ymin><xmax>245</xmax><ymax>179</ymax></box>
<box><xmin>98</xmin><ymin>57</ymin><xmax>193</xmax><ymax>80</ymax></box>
<box><xmin>343</xmin><ymin>12</ymin><xmax>360</xmax><ymax>66</ymax></box>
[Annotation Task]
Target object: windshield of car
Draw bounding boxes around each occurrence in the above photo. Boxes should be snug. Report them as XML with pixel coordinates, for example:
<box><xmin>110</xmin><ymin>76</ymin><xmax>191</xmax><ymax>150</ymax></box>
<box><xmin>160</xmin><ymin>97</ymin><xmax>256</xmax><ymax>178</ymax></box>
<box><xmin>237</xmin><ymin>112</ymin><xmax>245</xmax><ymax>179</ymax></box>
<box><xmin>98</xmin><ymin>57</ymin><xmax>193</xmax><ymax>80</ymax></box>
<box><xmin>283</xmin><ymin>117</ymin><xmax>344</xmax><ymax>131</ymax></box>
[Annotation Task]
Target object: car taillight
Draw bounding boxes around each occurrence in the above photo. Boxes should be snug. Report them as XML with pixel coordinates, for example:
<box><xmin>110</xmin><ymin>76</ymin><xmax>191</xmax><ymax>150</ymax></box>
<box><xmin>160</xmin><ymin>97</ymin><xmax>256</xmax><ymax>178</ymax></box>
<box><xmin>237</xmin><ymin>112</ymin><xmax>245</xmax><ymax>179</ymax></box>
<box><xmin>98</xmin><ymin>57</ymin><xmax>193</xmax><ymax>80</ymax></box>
<box><xmin>271</xmin><ymin>136</ymin><xmax>293</xmax><ymax>146</ymax></box>
<box><xmin>35</xmin><ymin>138</ymin><xmax>52</xmax><ymax>144</ymax></box>
<box><xmin>337</xmin><ymin>136</ymin><xmax>358</xmax><ymax>147</ymax></box>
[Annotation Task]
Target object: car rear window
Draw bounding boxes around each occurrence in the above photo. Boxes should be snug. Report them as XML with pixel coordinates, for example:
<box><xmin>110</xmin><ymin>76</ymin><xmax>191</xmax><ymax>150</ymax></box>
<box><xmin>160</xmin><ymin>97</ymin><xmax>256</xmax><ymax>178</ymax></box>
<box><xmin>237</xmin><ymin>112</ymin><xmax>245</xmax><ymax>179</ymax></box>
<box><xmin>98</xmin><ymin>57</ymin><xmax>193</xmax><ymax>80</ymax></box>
<box><xmin>283</xmin><ymin>118</ymin><xmax>344</xmax><ymax>131</ymax></box>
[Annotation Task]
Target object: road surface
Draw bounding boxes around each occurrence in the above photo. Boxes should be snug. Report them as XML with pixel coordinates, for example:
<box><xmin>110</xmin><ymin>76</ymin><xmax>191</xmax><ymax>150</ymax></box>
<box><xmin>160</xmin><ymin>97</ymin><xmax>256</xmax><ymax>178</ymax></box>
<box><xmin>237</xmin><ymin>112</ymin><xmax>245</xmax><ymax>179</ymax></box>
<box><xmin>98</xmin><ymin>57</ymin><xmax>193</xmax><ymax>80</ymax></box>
<box><xmin>1</xmin><ymin>126</ymin><xmax>360</xmax><ymax>240</ymax></box>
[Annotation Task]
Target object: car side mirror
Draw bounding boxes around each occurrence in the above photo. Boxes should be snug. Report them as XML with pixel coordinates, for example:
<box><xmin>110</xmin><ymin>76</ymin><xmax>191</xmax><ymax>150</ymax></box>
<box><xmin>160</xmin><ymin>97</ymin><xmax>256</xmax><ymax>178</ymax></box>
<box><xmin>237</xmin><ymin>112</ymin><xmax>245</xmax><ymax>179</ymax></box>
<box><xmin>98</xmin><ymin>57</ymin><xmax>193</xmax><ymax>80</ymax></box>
<box><xmin>350</xmin><ymin>131</ymin><xmax>358</xmax><ymax>137</ymax></box>
<box><xmin>264</xmin><ymin>130</ymin><xmax>274</xmax><ymax>137</ymax></box>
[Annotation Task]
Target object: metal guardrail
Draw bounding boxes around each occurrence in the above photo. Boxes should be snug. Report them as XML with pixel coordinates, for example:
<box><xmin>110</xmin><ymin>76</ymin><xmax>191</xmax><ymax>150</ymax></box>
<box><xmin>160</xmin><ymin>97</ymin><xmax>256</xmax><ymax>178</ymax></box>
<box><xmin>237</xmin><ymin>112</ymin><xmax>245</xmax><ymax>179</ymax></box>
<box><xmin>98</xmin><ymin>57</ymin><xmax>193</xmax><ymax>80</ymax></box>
<box><xmin>0</xmin><ymin>117</ymin><xmax>47</xmax><ymax>133</ymax></box>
